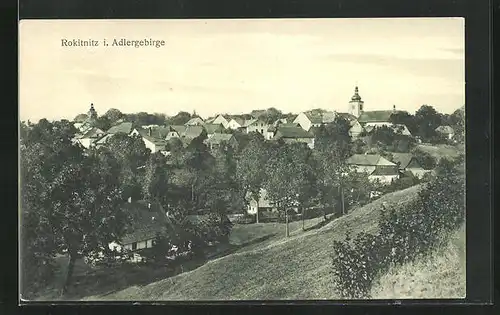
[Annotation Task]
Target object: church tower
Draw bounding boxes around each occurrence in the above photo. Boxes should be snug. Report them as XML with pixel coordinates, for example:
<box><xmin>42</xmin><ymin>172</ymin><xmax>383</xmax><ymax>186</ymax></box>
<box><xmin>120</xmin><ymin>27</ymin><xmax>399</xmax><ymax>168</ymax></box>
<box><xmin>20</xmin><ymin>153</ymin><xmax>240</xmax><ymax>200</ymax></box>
<box><xmin>348</xmin><ymin>86</ymin><xmax>364</xmax><ymax>118</ymax></box>
<box><xmin>87</xmin><ymin>103</ymin><xmax>98</xmax><ymax>122</ymax></box>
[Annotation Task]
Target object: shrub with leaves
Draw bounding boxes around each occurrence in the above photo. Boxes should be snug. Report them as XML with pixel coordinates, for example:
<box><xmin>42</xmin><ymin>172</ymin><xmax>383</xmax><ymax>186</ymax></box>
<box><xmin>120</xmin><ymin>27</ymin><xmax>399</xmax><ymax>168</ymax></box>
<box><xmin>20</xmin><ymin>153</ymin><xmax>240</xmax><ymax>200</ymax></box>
<box><xmin>332</xmin><ymin>155</ymin><xmax>464</xmax><ymax>299</ymax></box>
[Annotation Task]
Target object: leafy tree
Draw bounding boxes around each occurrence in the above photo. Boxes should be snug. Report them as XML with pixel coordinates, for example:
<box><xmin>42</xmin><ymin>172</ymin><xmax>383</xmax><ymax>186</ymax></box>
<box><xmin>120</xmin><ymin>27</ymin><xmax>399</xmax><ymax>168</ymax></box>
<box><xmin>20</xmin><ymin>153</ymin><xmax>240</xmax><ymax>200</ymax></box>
<box><xmin>73</xmin><ymin>113</ymin><xmax>88</xmax><ymax>122</ymax></box>
<box><xmin>389</xmin><ymin>111</ymin><xmax>418</xmax><ymax>136</ymax></box>
<box><xmin>20</xmin><ymin>120</ymin><xmax>129</xmax><ymax>296</ymax></box>
<box><xmin>142</xmin><ymin>152</ymin><xmax>171</xmax><ymax>209</ymax></box>
<box><xmin>264</xmin><ymin>143</ymin><xmax>317</xmax><ymax>236</ymax></box>
<box><xmin>414</xmin><ymin>105</ymin><xmax>442</xmax><ymax>141</ymax></box>
<box><xmin>314</xmin><ymin>117</ymin><xmax>352</xmax><ymax>159</ymax></box>
<box><xmin>449</xmin><ymin>106</ymin><xmax>465</xmax><ymax>143</ymax></box>
<box><xmin>95</xmin><ymin>115</ymin><xmax>112</xmax><ymax>131</ymax></box>
<box><xmin>166</xmin><ymin>111</ymin><xmax>192</xmax><ymax>125</ymax></box>
<box><xmin>236</xmin><ymin>137</ymin><xmax>269</xmax><ymax>222</ymax></box>
<box><xmin>411</xmin><ymin>148</ymin><xmax>437</xmax><ymax>170</ymax></box>
<box><xmin>103</xmin><ymin>108</ymin><xmax>124</xmax><ymax>123</ymax></box>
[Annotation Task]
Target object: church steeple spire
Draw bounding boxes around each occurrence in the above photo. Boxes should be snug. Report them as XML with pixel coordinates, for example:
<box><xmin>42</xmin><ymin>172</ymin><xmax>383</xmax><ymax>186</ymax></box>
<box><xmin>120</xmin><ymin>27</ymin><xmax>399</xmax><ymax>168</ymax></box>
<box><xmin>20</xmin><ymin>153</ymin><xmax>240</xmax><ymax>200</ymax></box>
<box><xmin>88</xmin><ymin>103</ymin><xmax>98</xmax><ymax>121</ymax></box>
<box><xmin>348</xmin><ymin>85</ymin><xmax>364</xmax><ymax>117</ymax></box>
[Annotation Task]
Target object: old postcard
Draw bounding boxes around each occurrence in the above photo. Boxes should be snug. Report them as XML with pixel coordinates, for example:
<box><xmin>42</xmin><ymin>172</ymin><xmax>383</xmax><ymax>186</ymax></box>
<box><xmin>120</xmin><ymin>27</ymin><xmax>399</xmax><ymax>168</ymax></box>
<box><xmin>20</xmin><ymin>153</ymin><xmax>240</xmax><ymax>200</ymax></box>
<box><xmin>19</xmin><ymin>18</ymin><xmax>465</xmax><ymax>301</ymax></box>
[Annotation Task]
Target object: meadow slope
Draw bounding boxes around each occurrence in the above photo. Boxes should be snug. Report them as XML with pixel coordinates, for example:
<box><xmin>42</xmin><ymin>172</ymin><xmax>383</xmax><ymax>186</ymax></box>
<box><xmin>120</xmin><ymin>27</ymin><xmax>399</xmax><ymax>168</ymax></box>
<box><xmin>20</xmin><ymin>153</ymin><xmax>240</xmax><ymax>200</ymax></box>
<box><xmin>82</xmin><ymin>184</ymin><xmax>422</xmax><ymax>301</ymax></box>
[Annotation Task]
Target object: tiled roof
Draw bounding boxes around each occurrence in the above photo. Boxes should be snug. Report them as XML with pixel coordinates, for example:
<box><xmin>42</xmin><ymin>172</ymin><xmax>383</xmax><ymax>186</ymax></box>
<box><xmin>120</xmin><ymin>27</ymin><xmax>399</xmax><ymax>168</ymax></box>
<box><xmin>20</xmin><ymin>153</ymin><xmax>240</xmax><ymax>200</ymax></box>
<box><xmin>185</xmin><ymin>117</ymin><xmax>204</xmax><ymax>125</ymax></box>
<box><xmin>169</xmin><ymin>125</ymin><xmax>187</xmax><ymax>134</ymax></box>
<box><xmin>206</xmin><ymin>133</ymin><xmax>235</xmax><ymax>144</ymax></box>
<box><xmin>388</xmin><ymin>153</ymin><xmax>413</xmax><ymax>169</ymax></box>
<box><xmin>79</xmin><ymin>127</ymin><xmax>105</xmax><ymax>139</ymax></box>
<box><xmin>274</xmin><ymin>126</ymin><xmax>314</xmax><ymax>139</ymax></box>
<box><xmin>229</xmin><ymin>117</ymin><xmax>245</xmax><ymax>126</ymax></box>
<box><xmin>203</xmin><ymin>123</ymin><xmax>224</xmax><ymax>134</ymax></box>
<box><xmin>242</xmin><ymin>119</ymin><xmax>257</xmax><ymax>127</ymax></box>
<box><xmin>120</xmin><ymin>201</ymin><xmax>172</xmax><ymax>245</ymax></box>
<box><xmin>346</xmin><ymin>154</ymin><xmax>396</xmax><ymax>166</ymax></box>
<box><xmin>107</xmin><ymin>122</ymin><xmax>134</xmax><ymax>134</ymax></box>
<box><xmin>358</xmin><ymin>110</ymin><xmax>400</xmax><ymax>123</ymax></box>
<box><xmin>370</xmin><ymin>165</ymin><xmax>400</xmax><ymax>176</ymax></box>
<box><xmin>183</xmin><ymin>125</ymin><xmax>204</xmax><ymax>138</ymax></box>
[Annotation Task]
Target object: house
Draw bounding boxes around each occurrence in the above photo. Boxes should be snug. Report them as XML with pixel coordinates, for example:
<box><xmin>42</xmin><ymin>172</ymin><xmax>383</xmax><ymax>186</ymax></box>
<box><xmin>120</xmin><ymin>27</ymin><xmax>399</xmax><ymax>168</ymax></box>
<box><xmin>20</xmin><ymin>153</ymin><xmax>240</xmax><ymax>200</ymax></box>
<box><xmin>245</xmin><ymin>188</ymin><xmax>277</xmax><ymax>215</ymax></box>
<box><xmin>203</xmin><ymin>123</ymin><xmax>225</xmax><ymax>139</ymax></box>
<box><xmin>165</xmin><ymin>125</ymin><xmax>186</xmax><ymax>140</ymax></box>
<box><xmin>73</xmin><ymin>127</ymin><xmax>106</xmax><ymax>149</ymax></box>
<box><xmin>364</xmin><ymin>122</ymin><xmax>412</xmax><ymax>136</ymax></box>
<box><xmin>265</xmin><ymin>126</ymin><xmax>277</xmax><ymax>140</ymax></box>
<box><xmin>211</xmin><ymin>114</ymin><xmax>230</xmax><ymax>129</ymax></box>
<box><xmin>227</xmin><ymin>117</ymin><xmax>245</xmax><ymax>130</ymax></box>
<box><xmin>368</xmin><ymin>165</ymin><xmax>400</xmax><ymax>185</ymax></box>
<box><xmin>346</xmin><ymin>154</ymin><xmax>397</xmax><ymax>174</ymax></box>
<box><xmin>137</xmin><ymin>128</ymin><xmax>168</xmax><ymax>153</ymax></box>
<box><xmin>185</xmin><ymin>117</ymin><xmax>205</xmax><ymax>126</ymax></box>
<box><xmin>273</xmin><ymin>126</ymin><xmax>315</xmax><ymax>149</ymax></box>
<box><xmin>107</xmin><ymin>122</ymin><xmax>135</xmax><ymax>135</ymax></box>
<box><xmin>293</xmin><ymin>111</ymin><xmax>336</xmax><ymax>131</ymax></box>
<box><xmin>250</xmin><ymin>109</ymin><xmax>266</xmax><ymax>119</ymax></box>
<box><xmin>204</xmin><ymin>133</ymin><xmax>239</xmax><ymax>151</ymax></box>
<box><xmin>435</xmin><ymin>125</ymin><xmax>455</xmax><ymax>140</ymax></box>
<box><xmin>108</xmin><ymin>200</ymin><xmax>172</xmax><ymax>263</ymax></box>
<box><xmin>183</xmin><ymin>125</ymin><xmax>205</xmax><ymax>140</ymax></box>
<box><xmin>245</xmin><ymin>118</ymin><xmax>269</xmax><ymax>136</ymax></box>
<box><xmin>389</xmin><ymin>153</ymin><xmax>431</xmax><ymax>179</ymax></box>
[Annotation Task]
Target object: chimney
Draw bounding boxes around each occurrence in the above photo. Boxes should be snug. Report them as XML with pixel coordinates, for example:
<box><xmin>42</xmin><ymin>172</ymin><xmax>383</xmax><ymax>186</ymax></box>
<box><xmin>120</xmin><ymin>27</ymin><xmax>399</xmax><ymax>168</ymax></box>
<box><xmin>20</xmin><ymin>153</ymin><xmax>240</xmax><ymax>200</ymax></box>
<box><xmin>148</xmin><ymin>127</ymin><xmax>152</xmax><ymax>136</ymax></box>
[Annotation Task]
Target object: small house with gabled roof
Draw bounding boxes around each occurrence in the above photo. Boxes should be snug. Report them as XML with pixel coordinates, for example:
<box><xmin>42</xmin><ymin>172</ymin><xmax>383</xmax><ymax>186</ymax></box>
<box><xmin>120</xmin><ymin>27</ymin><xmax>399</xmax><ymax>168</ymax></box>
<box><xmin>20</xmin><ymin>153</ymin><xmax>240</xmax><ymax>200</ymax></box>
<box><xmin>273</xmin><ymin>126</ymin><xmax>315</xmax><ymax>149</ymax></box>
<box><xmin>368</xmin><ymin>165</ymin><xmax>400</xmax><ymax>185</ymax></box>
<box><xmin>108</xmin><ymin>200</ymin><xmax>173</xmax><ymax>263</ymax></box>
<box><xmin>346</xmin><ymin>154</ymin><xmax>397</xmax><ymax>174</ymax></box>
<box><xmin>185</xmin><ymin>117</ymin><xmax>205</xmax><ymax>126</ymax></box>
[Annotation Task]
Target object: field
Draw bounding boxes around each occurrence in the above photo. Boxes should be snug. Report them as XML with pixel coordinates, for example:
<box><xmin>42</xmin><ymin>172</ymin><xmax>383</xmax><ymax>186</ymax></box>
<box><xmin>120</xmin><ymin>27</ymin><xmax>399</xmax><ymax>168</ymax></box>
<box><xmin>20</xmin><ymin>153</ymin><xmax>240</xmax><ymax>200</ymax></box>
<box><xmin>81</xmin><ymin>184</ymin><xmax>423</xmax><ymax>301</ymax></box>
<box><xmin>370</xmin><ymin>223</ymin><xmax>466</xmax><ymax>299</ymax></box>
<box><xmin>416</xmin><ymin>143</ymin><xmax>463</xmax><ymax>161</ymax></box>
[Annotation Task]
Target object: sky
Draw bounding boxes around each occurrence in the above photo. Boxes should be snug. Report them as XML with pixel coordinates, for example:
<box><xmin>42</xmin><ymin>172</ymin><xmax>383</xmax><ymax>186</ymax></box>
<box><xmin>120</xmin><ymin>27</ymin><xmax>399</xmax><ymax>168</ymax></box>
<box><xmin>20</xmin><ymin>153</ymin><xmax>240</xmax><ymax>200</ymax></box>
<box><xmin>19</xmin><ymin>18</ymin><xmax>465</xmax><ymax>122</ymax></box>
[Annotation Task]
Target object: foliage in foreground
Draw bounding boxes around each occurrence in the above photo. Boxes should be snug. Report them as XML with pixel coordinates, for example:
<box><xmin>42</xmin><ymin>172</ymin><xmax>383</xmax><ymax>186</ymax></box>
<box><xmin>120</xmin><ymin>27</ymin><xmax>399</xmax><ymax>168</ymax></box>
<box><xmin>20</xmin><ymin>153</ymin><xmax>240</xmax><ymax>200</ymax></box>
<box><xmin>331</xmin><ymin>157</ymin><xmax>465</xmax><ymax>299</ymax></box>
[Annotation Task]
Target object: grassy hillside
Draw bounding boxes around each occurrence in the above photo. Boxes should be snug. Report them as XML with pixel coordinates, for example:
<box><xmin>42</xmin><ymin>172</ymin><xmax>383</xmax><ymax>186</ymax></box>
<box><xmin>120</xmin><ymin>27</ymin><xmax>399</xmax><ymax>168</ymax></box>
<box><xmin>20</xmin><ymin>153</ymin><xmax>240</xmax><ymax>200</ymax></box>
<box><xmin>82</xmin><ymin>184</ymin><xmax>423</xmax><ymax>301</ymax></box>
<box><xmin>416</xmin><ymin>144</ymin><xmax>462</xmax><ymax>162</ymax></box>
<box><xmin>370</xmin><ymin>224</ymin><xmax>466</xmax><ymax>299</ymax></box>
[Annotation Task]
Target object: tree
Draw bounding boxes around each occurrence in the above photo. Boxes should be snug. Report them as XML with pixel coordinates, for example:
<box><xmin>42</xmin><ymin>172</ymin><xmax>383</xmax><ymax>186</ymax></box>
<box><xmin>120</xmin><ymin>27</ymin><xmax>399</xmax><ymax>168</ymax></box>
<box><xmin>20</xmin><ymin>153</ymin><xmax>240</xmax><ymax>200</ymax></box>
<box><xmin>236</xmin><ymin>137</ymin><xmax>269</xmax><ymax>222</ymax></box>
<box><xmin>103</xmin><ymin>108</ymin><xmax>124</xmax><ymax>123</ymax></box>
<box><xmin>73</xmin><ymin>113</ymin><xmax>88</xmax><ymax>122</ymax></box>
<box><xmin>20</xmin><ymin>120</ymin><xmax>129</xmax><ymax>296</ymax></box>
<box><xmin>95</xmin><ymin>115</ymin><xmax>112</xmax><ymax>132</ymax></box>
<box><xmin>264</xmin><ymin>143</ymin><xmax>317</xmax><ymax>236</ymax></box>
<box><xmin>390</xmin><ymin>111</ymin><xmax>418</xmax><ymax>136</ymax></box>
<box><xmin>414</xmin><ymin>105</ymin><xmax>443</xmax><ymax>141</ymax></box>
<box><xmin>142</xmin><ymin>152</ymin><xmax>171</xmax><ymax>209</ymax></box>
<box><xmin>166</xmin><ymin>111</ymin><xmax>192</xmax><ymax>125</ymax></box>
<box><xmin>449</xmin><ymin>106</ymin><xmax>465</xmax><ymax>143</ymax></box>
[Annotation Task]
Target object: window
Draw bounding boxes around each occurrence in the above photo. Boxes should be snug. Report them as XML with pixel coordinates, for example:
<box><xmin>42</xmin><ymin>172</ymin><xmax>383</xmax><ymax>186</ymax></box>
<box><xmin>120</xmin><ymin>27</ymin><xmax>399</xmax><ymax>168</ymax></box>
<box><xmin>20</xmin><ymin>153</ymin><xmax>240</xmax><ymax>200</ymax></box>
<box><xmin>261</xmin><ymin>129</ymin><xmax>264</xmax><ymax>134</ymax></box>
<box><xmin>132</xmin><ymin>242</ymin><xmax>137</xmax><ymax>250</ymax></box>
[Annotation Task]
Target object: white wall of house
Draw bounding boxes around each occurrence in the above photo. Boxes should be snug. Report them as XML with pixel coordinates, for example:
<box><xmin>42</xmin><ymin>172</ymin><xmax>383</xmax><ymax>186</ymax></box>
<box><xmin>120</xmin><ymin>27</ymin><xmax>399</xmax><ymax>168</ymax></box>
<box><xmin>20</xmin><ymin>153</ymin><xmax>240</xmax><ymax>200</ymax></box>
<box><xmin>142</xmin><ymin>137</ymin><xmax>159</xmax><ymax>153</ymax></box>
<box><xmin>247</xmin><ymin>121</ymin><xmax>268</xmax><ymax>135</ymax></box>
<box><xmin>408</xmin><ymin>168</ymin><xmax>431</xmax><ymax>179</ymax></box>
<box><xmin>130</xmin><ymin>129</ymin><xmax>140</xmax><ymax>136</ymax></box>
<box><xmin>265</xmin><ymin>130</ymin><xmax>275</xmax><ymax>140</ymax></box>
<box><xmin>212</xmin><ymin>115</ymin><xmax>229</xmax><ymax>128</ymax></box>
<box><xmin>78</xmin><ymin>138</ymin><xmax>94</xmax><ymax>149</ymax></box>
<box><xmin>293</xmin><ymin>113</ymin><xmax>312</xmax><ymax>131</ymax></box>
<box><xmin>166</xmin><ymin>131</ymin><xmax>180</xmax><ymax>140</ymax></box>
<box><xmin>349</xmin><ymin>121</ymin><xmax>364</xmax><ymax>138</ymax></box>
<box><xmin>227</xmin><ymin>119</ymin><xmax>242</xmax><ymax>130</ymax></box>
<box><xmin>353</xmin><ymin>165</ymin><xmax>377</xmax><ymax>174</ymax></box>
<box><xmin>369</xmin><ymin>174</ymin><xmax>399</xmax><ymax>185</ymax></box>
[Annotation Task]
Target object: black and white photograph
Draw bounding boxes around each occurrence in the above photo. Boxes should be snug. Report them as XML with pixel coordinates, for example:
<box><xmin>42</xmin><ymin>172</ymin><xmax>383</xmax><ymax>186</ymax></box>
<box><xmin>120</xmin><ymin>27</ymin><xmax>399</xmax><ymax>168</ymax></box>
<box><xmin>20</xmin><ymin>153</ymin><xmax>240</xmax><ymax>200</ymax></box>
<box><xmin>19</xmin><ymin>18</ymin><xmax>466</xmax><ymax>301</ymax></box>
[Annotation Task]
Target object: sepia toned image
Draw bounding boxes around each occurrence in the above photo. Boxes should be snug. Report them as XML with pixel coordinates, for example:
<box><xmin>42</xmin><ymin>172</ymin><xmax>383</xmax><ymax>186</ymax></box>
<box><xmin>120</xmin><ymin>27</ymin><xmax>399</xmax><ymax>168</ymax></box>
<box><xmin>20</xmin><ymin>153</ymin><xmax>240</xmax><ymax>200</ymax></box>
<box><xmin>19</xmin><ymin>18</ymin><xmax>466</xmax><ymax>301</ymax></box>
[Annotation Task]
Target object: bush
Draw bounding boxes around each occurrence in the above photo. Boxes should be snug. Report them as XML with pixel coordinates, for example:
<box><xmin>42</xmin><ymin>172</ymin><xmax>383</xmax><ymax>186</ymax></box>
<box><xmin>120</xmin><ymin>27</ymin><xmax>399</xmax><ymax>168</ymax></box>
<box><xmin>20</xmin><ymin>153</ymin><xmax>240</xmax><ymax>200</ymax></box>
<box><xmin>332</xmin><ymin>161</ymin><xmax>464</xmax><ymax>299</ymax></box>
